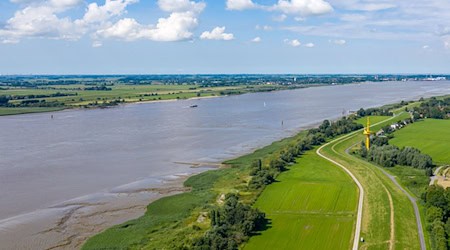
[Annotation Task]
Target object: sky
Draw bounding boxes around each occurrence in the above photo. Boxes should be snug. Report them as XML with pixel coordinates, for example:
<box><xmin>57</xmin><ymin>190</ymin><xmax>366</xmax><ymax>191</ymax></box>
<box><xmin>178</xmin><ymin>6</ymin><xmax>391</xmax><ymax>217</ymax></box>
<box><xmin>0</xmin><ymin>0</ymin><xmax>450</xmax><ymax>74</ymax></box>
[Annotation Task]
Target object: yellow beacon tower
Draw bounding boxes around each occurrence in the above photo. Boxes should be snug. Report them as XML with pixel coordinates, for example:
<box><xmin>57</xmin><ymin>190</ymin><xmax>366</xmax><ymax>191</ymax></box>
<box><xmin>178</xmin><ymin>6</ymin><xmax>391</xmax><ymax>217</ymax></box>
<box><xmin>363</xmin><ymin>117</ymin><xmax>372</xmax><ymax>150</ymax></box>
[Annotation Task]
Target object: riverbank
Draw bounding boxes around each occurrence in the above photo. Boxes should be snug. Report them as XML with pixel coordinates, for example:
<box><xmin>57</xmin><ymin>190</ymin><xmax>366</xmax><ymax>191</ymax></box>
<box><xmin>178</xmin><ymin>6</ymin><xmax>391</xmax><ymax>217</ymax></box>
<box><xmin>2</xmin><ymin>82</ymin><xmax>450</xmax><ymax>249</ymax></box>
<box><xmin>0</xmin><ymin>172</ymin><xmax>199</xmax><ymax>249</ymax></box>
<box><xmin>0</xmin><ymin>83</ymin><xmax>314</xmax><ymax>116</ymax></box>
<box><xmin>83</xmin><ymin>97</ymin><xmax>446</xmax><ymax>249</ymax></box>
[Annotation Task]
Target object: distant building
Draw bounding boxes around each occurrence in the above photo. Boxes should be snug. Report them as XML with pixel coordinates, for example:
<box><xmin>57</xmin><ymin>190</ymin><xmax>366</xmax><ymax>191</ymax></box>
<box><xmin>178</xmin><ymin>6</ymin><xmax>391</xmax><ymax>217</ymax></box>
<box><xmin>376</xmin><ymin>129</ymin><xmax>385</xmax><ymax>137</ymax></box>
<box><xmin>390</xmin><ymin>124</ymin><xmax>399</xmax><ymax>130</ymax></box>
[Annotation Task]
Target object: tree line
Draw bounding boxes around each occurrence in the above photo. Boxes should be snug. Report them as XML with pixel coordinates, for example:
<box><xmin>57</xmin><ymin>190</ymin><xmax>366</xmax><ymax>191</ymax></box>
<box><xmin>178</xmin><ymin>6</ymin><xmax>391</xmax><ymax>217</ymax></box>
<box><xmin>410</xmin><ymin>97</ymin><xmax>450</xmax><ymax>120</ymax></box>
<box><xmin>422</xmin><ymin>185</ymin><xmax>450</xmax><ymax>250</ymax></box>
<box><xmin>360</xmin><ymin>143</ymin><xmax>433</xmax><ymax>172</ymax></box>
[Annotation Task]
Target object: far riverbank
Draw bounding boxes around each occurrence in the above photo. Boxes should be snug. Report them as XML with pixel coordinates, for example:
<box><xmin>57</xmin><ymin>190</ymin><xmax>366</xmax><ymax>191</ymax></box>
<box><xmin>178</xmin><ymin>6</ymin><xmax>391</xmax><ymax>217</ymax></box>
<box><xmin>1</xmin><ymin>81</ymin><xmax>449</xmax><ymax>249</ymax></box>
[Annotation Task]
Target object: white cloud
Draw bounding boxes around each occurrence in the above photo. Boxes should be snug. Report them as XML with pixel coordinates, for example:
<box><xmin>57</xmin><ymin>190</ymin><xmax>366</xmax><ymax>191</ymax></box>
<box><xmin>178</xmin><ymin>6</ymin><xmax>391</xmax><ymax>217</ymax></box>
<box><xmin>200</xmin><ymin>26</ymin><xmax>234</xmax><ymax>40</ymax></box>
<box><xmin>92</xmin><ymin>40</ymin><xmax>103</xmax><ymax>47</ymax></box>
<box><xmin>273</xmin><ymin>0</ymin><xmax>333</xmax><ymax>16</ymax></box>
<box><xmin>251</xmin><ymin>36</ymin><xmax>261</xmax><ymax>42</ymax></box>
<box><xmin>255</xmin><ymin>25</ymin><xmax>272</xmax><ymax>31</ymax></box>
<box><xmin>226</xmin><ymin>0</ymin><xmax>257</xmax><ymax>10</ymax></box>
<box><xmin>158</xmin><ymin>0</ymin><xmax>205</xmax><ymax>13</ymax></box>
<box><xmin>80</xmin><ymin>0</ymin><xmax>137</xmax><ymax>24</ymax></box>
<box><xmin>304</xmin><ymin>42</ymin><xmax>314</xmax><ymax>47</ymax></box>
<box><xmin>227</xmin><ymin>0</ymin><xmax>333</xmax><ymax>17</ymax></box>
<box><xmin>49</xmin><ymin>0</ymin><xmax>82</xmax><ymax>9</ymax></box>
<box><xmin>422</xmin><ymin>45</ymin><xmax>429</xmax><ymax>49</ymax></box>
<box><xmin>273</xmin><ymin>14</ymin><xmax>287</xmax><ymax>22</ymax></box>
<box><xmin>0</xmin><ymin>4</ymin><xmax>82</xmax><ymax>42</ymax></box>
<box><xmin>331</xmin><ymin>39</ymin><xmax>346</xmax><ymax>45</ymax></box>
<box><xmin>284</xmin><ymin>38</ymin><xmax>301</xmax><ymax>47</ymax></box>
<box><xmin>444</xmin><ymin>37</ymin><xmax>450</xmax><ymax>50</ymax></box>
<box><xmin>98</xmin><ymin>11</ymin><xmax>202</xmax><ymax>42</ymax></box>
<box><xmin>329</xmin><ymin>0</ymin><xmax>395</xmax><ymax>12</ymax></box>
<box><xmin>1</xmin><ymin>0</ymin><xmax>206</xmax><ymax>43</ymax></box>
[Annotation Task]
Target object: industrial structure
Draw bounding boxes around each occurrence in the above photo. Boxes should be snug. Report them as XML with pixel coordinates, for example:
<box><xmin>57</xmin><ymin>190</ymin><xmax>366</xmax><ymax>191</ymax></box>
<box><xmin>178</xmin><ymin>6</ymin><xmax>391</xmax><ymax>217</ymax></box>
<box><xmin>363</xmin><ymin>117</ymin><xmax>372</xmax><ymax>150</ymax></box>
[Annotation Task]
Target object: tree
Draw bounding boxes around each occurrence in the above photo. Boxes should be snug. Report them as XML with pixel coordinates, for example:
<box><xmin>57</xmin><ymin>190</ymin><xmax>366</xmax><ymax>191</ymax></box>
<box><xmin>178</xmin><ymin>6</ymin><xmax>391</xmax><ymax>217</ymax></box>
<box><xmin>426</xmin><ymin>206</ymin><xmax>444</xmax><ymax>225</ymax></box>
<box><xmin>431</xmin><ymin>220</ymin><xmax>448</xmax><ymax>250</ymax></box>
<box><xmin>426</xmin><ymin>186</ymin><xmax>447</xmax><ymax>212</ymax></box>
<box><xmin>0</xmin><ymin>96</ymin><xmax>9</xmax><ymax>106</ymax></box>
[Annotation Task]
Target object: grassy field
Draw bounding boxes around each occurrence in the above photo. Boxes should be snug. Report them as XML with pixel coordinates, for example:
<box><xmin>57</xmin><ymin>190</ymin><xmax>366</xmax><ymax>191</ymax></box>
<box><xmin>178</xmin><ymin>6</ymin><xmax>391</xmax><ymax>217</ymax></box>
<box><xmin>321</xmin><ymin>113</ymin><xmax>427</xmax><ymax>250</ymax></box>
<box><xmin>244</xmin><ymin>150</ymin><xmax>357</xmax><ymax>250</ymax></box>
<box><xmin>390</xmin><ymin>119</ymin><xmax>450</xmax><ymax>165</ymax></box>
<box><xmin>83</xmin><ymin>130</ymin><xmax>311</xmax><ymax>249</ymax></box>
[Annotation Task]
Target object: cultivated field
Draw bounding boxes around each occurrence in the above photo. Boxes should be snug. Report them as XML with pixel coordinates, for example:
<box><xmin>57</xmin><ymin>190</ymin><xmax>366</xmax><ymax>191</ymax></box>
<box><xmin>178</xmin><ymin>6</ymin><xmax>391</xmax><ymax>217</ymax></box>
<box><xmin>390</xmin><ymin>119</ymin><xmax>450</xmax><ymax>165</ymax></box>
<box><xmin>244</xmin><ymin>151</ymin><xmax>358</xmax><ymax>250</ymax></box>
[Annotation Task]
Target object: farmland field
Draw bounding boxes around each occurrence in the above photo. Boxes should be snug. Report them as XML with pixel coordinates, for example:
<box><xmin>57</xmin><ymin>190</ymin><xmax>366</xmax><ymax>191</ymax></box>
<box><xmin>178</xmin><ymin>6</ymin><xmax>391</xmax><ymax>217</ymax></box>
<box><xmin>244</xmin><ymin>150</ymin><xmax>358</xmax><ymax>250</ymax></box>
<box><xmin>322</xmin><ymin>113</ymin><xmax>427</xmax><ymax>250</ymax></box>
<box><xmin>390</xmin><ymin>119</ymin><xmax>450</xmax><ymax>165</ymax></box>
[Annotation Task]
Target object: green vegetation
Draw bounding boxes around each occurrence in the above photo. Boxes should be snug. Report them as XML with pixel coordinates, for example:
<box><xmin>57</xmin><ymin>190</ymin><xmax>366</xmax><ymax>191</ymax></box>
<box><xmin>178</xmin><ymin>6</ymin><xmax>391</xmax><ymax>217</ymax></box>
<box><xmin>0</xmin><ymin>83</ymin><xmax>303</xmax><ymax>116</ymax></box>
<box><xmin>411</xmin><ymin>97</ymin><xmax>450</xmax><ymax>120</ymax></box>
<box><xmin>361</xmin><ymin>144</ymin><xmax>433</xmax><ymax>169</ymax></box>
<box><xmin>192</xmin><ymin>194</ymin><xmax>266</xmax><ymax>250</ymax></box>
<box><xmin>0</xmin><ymin>107</ymin><xmax>64</xmax><ymax>116</ymax></box>
<box><xmin>84</xmin><ymin>117</ymin><xmax>363</xmax><ymax>249</ymax></box>
<box><xmin>422</xmin><ymin>186</ymin><xmax>450</xmax><ymax>250</ymax></box>
<box><xmin>244</xmin><ymin>150</ymin><xmax>357</xmax><ymax>250</ymax></box>
<box><xmin>390</xmin><ymin>119</ymin><xmax>450</xmax><ymax>165</ymax></box>
<box><xmin>322</xmin><ymin>111</ymin><xmax>425</xmax><ymax>250</ymax></box>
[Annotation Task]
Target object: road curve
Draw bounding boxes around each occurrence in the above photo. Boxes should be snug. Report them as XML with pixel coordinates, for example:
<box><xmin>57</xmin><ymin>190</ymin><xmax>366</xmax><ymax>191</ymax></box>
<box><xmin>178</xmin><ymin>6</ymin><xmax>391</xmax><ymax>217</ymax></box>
<box><xmin>343</xmin><ymin>114</ymin><xmax>426</xmax><ymax>250</ymax></box>
<box><xmin>370</xmin><ymin>162</ymin><xmax>426</xmax><ymax>250</ymax></box>
<box><xmin>317</xmin><ymin>133</ymin><xmax>364</xmax><ymax>250</ymax></box>
<box><xmin>316</xmin><ymin>113</ymin><xmax>427</xmax><ymax>250</ymax></box>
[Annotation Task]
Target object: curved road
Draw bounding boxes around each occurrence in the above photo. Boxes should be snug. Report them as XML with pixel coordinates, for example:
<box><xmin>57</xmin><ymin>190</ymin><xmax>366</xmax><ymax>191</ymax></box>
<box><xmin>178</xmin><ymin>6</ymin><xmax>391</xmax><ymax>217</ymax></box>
<box><xmin>369</xmin><ymin>157</ymin><xmax>426</xmax><ymax>250</ymax></box>
<box><xmin>317</xmin><ymin>132</ymin><xmax>364</xmax><ymax>250</ymax></box>
<box><xmin>316</xmin><ymin>114</ymin><xmax>426</xmax><ymax>250</ymax></box>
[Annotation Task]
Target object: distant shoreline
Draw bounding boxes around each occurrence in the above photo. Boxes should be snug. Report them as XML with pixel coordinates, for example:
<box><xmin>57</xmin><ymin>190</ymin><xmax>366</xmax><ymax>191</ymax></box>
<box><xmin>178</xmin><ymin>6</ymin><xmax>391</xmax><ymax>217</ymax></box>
<box><xmin>0</xmin><ymin>83</ymin><xmax>323</xmax><ymax>117</ymax></box>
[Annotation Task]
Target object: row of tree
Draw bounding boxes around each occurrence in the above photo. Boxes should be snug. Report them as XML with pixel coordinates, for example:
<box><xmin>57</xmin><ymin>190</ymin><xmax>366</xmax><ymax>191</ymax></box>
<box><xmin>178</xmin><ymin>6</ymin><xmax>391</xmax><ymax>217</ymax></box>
<box><xmin>248</xmin><ymin>117</ymin><xmax>364</xmax><ymax>194</ymax></box>
<box><xmin>192</xmin><ymin>194</ymin><xmax>266</xmax><ymax>250</ymax></box>
<box><xmin>357</xmin><ymin>107</ymin><xmax>393</xmax><ymax>117</ymax></box>
<box><xmin>422</xmin><ymin>185</ymin><xmax>450</xmax><ymax>250</ymax></box>
<box><xmin>411</xmin><ymin>97</ymin><xmax>450</xmax><ymax>120</ymax></box>
<box><xmin>7</xmin><ymin>92</ymin><xmax>77</xmax><ymax>100</ymax></box>
<box><xmin>360</xmin><ymin>144</ymin><xmax>433</xmax><ymax>170</ymax></box>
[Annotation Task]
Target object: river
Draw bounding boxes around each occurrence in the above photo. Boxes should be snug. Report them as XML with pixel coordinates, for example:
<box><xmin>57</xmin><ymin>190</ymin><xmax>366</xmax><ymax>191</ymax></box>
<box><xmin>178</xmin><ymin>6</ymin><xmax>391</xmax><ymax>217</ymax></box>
<box><xmin>0</xmin><ymin>81</ymin><xmax>449</xmax><ymax>249</ymax></box>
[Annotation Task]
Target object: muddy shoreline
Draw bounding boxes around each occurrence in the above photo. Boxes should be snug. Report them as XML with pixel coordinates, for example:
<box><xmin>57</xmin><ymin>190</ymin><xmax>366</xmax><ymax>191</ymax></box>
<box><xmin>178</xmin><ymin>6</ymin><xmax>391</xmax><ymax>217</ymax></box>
<box><xmin>0</xmin><ymin>174</ymin><xmax>193</xmax><ymax>250</ymax></box>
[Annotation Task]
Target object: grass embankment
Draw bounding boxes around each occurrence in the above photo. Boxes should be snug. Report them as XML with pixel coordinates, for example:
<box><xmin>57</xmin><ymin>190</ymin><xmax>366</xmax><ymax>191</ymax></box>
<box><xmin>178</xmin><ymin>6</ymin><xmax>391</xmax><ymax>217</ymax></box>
<box><xmin>318</xmin><ymin>113</ymin><xmax>426</xmax><ymax>250</ymax></box>
<box><xmin>243</xmin><ymin>150</ymin><xmax>357</xmax><ymax>250</ymax></box>
<box><xmin>83</xmin><ymin>131</ymin><xmax>310</xmax><ymax>249</ymax></box>
<box><xmin>0</xmin><ymin>107</ymin><xmax>64</xmax><ymax>116</ymax></box>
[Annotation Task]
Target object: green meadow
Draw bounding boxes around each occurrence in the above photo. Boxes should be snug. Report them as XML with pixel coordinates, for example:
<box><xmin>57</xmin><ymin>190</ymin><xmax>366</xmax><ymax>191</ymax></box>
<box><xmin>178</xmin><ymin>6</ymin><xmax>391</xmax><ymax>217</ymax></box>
<box><xmin>244</xmin><ymin>150</ymin><xmax>357</xmax><ymax>250</ymax></box>
<box><xmin>322</xmin><ymin>112</ymin><xmax>426</xmax><ymax>250</ymax></box>
<box><xmin>390</xmin><ymin>119</ymin><xmax>450</xmax><ymax>165</ymax></box>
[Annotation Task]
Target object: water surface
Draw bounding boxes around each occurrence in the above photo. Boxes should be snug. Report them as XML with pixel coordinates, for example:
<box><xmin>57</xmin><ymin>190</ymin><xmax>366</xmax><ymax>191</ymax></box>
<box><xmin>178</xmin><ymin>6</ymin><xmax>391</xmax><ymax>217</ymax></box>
<box><xmin>1</xmin><ymin>81</ymin><xmax>450</xmax><ymax>221</ymax></box>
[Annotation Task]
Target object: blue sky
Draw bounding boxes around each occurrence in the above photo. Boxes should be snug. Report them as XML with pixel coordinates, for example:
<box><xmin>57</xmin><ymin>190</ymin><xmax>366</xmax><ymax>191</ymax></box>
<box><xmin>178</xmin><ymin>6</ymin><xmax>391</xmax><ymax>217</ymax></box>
<box><xmin>1</xmin><ymin>0</ymin><xmax>450</xmax><ymax>74</ymax></box>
